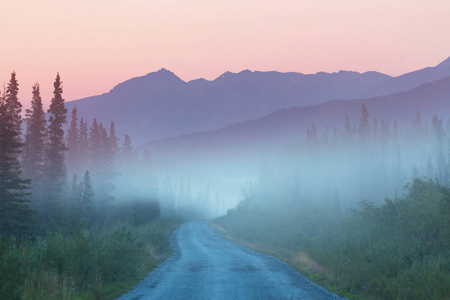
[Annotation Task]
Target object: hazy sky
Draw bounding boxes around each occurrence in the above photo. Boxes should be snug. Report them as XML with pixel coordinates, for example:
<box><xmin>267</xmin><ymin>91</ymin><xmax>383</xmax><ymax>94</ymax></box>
<box><xmin>1</xmin><ymin>0</ymin><xmax>450</xmax><ymax>109</ymax></box>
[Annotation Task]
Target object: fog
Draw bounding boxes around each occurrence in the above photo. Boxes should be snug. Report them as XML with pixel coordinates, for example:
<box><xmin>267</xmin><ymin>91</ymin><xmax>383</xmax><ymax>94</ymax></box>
<box><xmin>86</xmin><ymin>109</ymin><xmax>446</xmax><ymax>222</ymax></box>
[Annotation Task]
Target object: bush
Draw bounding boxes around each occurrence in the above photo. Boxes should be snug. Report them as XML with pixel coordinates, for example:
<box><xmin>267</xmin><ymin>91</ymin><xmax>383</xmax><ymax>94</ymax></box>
<box><xmin>215</xmin><ymin>178</ymin><xmax>450</xmax><ymax>299</ymax></box>
<box><xmin>0</xmin><ymin>219</ymin><xmax>175</xmax><ymax>299</ymax></box>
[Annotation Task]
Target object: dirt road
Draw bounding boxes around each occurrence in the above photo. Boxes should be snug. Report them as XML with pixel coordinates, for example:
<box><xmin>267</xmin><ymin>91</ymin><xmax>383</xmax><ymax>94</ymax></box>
<box><xmin>117</xmin><ymin>222</ymin><xmax>342</xmax><ymax>299</ymax></box>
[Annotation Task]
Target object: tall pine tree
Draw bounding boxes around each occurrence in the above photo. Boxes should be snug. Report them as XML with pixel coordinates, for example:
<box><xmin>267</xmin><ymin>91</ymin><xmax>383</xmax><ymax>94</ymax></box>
<box><xmin>5</xmin><ymin>72</ymin><xmax>22</xmax><ymax>139</ymax></box>
<box><xmin>108</xmin><ymin>122</ymin><xmax>120</xmax><ymax>158</ymax></box>
<box><xmin>78</xmin><ymin>117</ymin><xmax>89</xmax><ymax>172</ymax></box>
<box><xmin>42</xmin><ymin>73</ymin><xmax>68</xmax><ymax>230</ymax></box>
<box><xmin>66</xmin><ymin>106</ymin><xmax>80</xmax><ymax>176</ymax></box>
<box><xmin>358</xmin><ymin>104</ymin><xmax>370</xmax><ymax>145</ymax></box>
<box><xmin>23</xmin><ymin>83</ymin><xmax>46</xmax><ymax>184</ymax></box>
<box><xmin>0</xmin><ymin>81</ymin><xmax>34</xmax><ymax>238</ymax></box>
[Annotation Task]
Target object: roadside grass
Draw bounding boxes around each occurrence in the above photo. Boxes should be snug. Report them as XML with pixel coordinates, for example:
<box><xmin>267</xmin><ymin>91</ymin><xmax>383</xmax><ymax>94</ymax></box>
<box><xmin>211</xmin><ymin>221</ymin><xmax>357</xmax><ymax>299</ymax></box>
<box><xmin>214</xmin><ymin>178</ymin><xmax>450</xmax><ymax>299</ymax></box>
<box><xmin>1</xmin><ymin>219</ymin><xmax>177</xmax><ymax>300</ymax></box>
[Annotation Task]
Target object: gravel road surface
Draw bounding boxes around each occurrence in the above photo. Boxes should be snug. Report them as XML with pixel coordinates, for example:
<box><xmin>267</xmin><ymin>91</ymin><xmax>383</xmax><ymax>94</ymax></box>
<box><xmin>117</xmin><ymin>222</ymin><xmax>343</xmax><ymax>300</ymax></box>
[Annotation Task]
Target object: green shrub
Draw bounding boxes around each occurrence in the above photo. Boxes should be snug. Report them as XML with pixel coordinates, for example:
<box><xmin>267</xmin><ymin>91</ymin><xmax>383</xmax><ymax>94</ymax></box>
<box><xmin>216</xmin><ymin>178</ymin><xmax>450</xmax><ymax>299</ymax></box>
<box><xmin>0</xmin><ymin>219</ymin><xmax>175</xmax><ymax>299</ymax></box>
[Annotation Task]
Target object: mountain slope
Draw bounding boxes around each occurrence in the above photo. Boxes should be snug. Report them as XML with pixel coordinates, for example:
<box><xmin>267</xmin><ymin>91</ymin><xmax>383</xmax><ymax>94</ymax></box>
<box><xmin>142</xmin><ymin>76</ymin><xmax>450</xmax><ymax>162</ymax></box>
<box><xmin>361</xmin><ymin>56</ymin><xmax>450</xmax><ymax>97</ymax></box>
<box><xmin>65</xmin><ymin>69</ymin><xmax>391</xmax><ymax>145</ymax></box>
<box><xmin>66</xmin><ymin>57</ymin><xmax>450</xmax><ymax>146</ymax></box>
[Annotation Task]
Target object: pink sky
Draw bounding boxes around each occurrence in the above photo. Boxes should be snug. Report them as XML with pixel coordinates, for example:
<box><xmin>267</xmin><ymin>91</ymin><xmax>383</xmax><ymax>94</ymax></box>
<box><xmin>1</xmin><ymin>0</ymin><xmax>450</xmax><ymax>110</ymax></box>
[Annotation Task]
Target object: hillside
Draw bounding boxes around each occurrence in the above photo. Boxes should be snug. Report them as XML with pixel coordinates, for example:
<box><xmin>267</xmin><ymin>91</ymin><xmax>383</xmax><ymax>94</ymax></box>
<box><xmin>65</xmin><ymin>57</ymin><xmax>450</xmax><ymax>146</ymax></box>
<box><xmin>66</xmin><ymin>69</ymin><xmax>391</xmax><ymax>145</ymax></box>
<box><xmin>142</xmin><ymin>76</ymin><xmax>450</xmax><ymax>163</ymax></box>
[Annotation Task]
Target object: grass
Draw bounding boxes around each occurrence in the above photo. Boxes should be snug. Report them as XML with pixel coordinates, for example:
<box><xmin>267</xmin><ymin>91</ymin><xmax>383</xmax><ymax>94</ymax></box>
<box><xmin>1</xmin><ymin>219</ymin><xmax>177</xmax><ymax>300</ymax></box>
<box><xmin>214</xmin><ymin>178</ymin><xmax>450</xmax><ymax>299</ymax></box>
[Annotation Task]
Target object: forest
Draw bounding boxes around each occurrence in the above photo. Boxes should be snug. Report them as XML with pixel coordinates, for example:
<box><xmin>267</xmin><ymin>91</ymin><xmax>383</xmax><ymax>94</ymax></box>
<box><xmin>2</xmin><ymin>69</ymin><xmax>450</xmax><ymax>299</ymax></box>
<box><xmin>215</xmin><ymin>104</ymin><xmax>450</xmax><ymax>299</ymax></box>
<box><xmin>0</xmin><ymin>72</ymin><xmax>174</xmax><ymax>299</ymax></box>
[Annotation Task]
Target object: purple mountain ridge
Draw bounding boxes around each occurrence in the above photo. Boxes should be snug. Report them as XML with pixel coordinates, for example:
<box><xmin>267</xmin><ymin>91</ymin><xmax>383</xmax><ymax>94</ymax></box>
<box><xmin>65</xmin><ymin>57</ymin><xmax>450</xmax><ymax>146</ymax></box>
<box><xmin>141</xmin><ymin>76</ymin><xmax>450</xmax><ymax>164</ymax></box>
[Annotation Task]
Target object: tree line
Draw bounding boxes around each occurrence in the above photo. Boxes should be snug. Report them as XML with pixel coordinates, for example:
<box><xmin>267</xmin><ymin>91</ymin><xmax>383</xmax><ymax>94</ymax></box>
<box><xmin>0</xmin><ymin>72</ymin><xmax>171</xmax><ymax>299</ymax></box>
<box><xmin>262</xmin><ymin>103</ymin><xmax>450</xmax><ymax>212</ymax></box>
<box><xmin>0</xmin><ymin>71</ymin><xmax>156</xmax><ymax>240</ymax></box>
<box><xmin>216</xmin><ymin>103</ymin><xmax>450</xmax><ymax>298</ymax></box>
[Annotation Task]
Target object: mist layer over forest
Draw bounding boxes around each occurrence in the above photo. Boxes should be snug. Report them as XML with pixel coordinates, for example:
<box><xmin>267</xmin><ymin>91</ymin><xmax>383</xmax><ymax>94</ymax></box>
<box><xmin>212</xmin><ymin>106</ymin><xmax>450</xmax><ymax>299</ymax></box>
<box><xmin>1</xmin><ymin>68</ymin><xmax>450</xmax><ymax>299</ymax></box>
<box><xmin>129</xmin><ymin>104</ymin><xmax>449</xmax><ymax>221</ymax></box>
<box><xmin>0</xmin><ymin>72</ymin><xmax>175</xmax><ymax>299</ymax></box>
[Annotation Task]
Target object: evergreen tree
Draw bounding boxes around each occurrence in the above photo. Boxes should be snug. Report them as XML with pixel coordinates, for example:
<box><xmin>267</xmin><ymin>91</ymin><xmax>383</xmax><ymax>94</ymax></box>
<box><xmin>357</xmin><ymin>104</ymin><xmax>371</xmax><ymax>196</ymax></box>
<box><xmin>42</xmin><ymin>73</ymin><xmax>68</xmax><ymax>230</ymax></box>
<box><xmin>5</xmin><ymin>72</ymin><xmax>22</xmax><ymax>138</ymax></box>
<box><xmin>121</xmin><ymin>134</ymin><xmax>134</xmax><ymax>160</ymax></box>
<box><xmin>66</xmin><ymin>106</ymin><xmax>80</xmax><ymax>175</ymax></box>
<box><xmin>78</xmin><ymin>118</ymin><xmax>89</xmax><ymax>170</ymax></box>
<box><xmin>89</xmin><ymin>118</ymin><xmax>101</xmax><ymax>166</ymax></box>
<box><xmin>380</xmin><ymin>119</ymin><xmax>390</xmax><ymax>146</ymax></box>
<box><xmin>372</xmin><ymin>117</ymin><xmax>378</xmax><ymax>140</ymax></box>
<box><xmin>97</xmin><ymin>123</ymin><xmax>115</xmax><ymax>201</ymax></box>
<box><xmin>87</xmin><ymin>120</ymin><xmax>115</xmax><ymax>215</ymax></box>
<box><xmin>23</xmin><ymin>83</ymin><xmax>46</xmax><ymax>184</ymax></box>
<box><xmin>412</xmin><ymin>110</ymin><xmax>423</xmax><ymax>136</ymax></box>
<box><xmin>67</xmin><ymin>174</ymin><xmax>80</xmax><ymax>232</ymax></box>
<box><xmin>358</xmin><ymin>104</ymin><xmax>370</xmax><ymax>145</ymax></box>
<box><xmin>108</xmin><ymin>122</ymin><xmax>120</xmax><ymax>158</ymax></box>
<box><xmin>0</xmin><ymin>88</ymin><xmax>34</xmax><ymax>238</ymax></box>
<box><xmin>79</xmin><ymin>170</ymin><xmax>94</xmax><ymax>225</ymax></box>
<box><xmin>432</xmin><ymin>114</ymin><xmax>446</xmax><ymax>182</ymax></box>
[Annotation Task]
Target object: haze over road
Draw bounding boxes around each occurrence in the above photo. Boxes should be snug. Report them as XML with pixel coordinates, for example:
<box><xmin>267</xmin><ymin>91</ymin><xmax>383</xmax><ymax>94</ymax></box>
<box><xmin>117</xmin><ymin>222</ymin><xmax>342</xmax><ymax>300</ymax></box>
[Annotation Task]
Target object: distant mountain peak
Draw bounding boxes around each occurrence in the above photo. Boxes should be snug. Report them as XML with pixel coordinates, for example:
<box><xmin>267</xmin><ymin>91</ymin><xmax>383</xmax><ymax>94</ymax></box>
<box><xmin>146</xmin><ymin>68</ymin><xmax>179</xmax><ymax>78</ymax></box>
<box><xmin>215</xmin><ymin>71</ymin><xmax>233</xmax><ymax>80</ymax></box>
<box><xmin>436</xmin><ymin>56</ymin><xmax>450</xmax><ymax>68</ymax></box>
<box><xmin>109</xmin><ymin>68</ymin><xmax>184</xmax><ymax>94</ymax></box>
<box><xmin>157</xmin><ymin>68</ymin><xmax>173</xmax><ymax>73</ymax></box>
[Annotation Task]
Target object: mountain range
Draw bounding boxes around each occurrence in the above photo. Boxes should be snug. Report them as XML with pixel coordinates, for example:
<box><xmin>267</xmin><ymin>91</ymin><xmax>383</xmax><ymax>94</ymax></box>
<box><xmin>66</xmin><ymin>57</ymin><xmax>450</xmax><ymax>147</ymax></box>
<box><xmin>141</xmin><ymin>75</ymin><xmax>450</xmax><ymax>165</ymax></box>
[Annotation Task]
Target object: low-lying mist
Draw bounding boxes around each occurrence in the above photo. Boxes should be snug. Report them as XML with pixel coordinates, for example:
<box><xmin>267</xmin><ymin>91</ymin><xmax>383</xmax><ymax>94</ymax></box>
<box><xmin>87</xmin><ymin>107</ymin><xmax>446</xmax><ymax>224</ymax></box>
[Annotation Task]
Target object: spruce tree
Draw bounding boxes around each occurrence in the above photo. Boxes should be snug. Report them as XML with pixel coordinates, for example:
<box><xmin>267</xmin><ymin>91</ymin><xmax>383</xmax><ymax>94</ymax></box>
<box><xmin>108</xmin><ymin>122</ymin><xmax>120</xmax><ymax>158</ymax></box>
<box><xmin>42</xmin><ymin>73</ymin><xmax>68</xmax><ymax>230</ymax></box>
<box><xmin>0</xmin><ymin>86</ymin><xmax>34</xmax><ymax>238</ymax></box>
<box><xmin>432</xmin><ymin>114</ymin><xmax>446</xmax><ymax>182</ymax></box>
<box><xmin>358</xmin><ymin>104</ymin><xmax>370</xmax><ymax>145</ymax></box>
<box><xmin>88</xmin><ymin>120</ymin><xmax>115</xmax><ymax>215</ymax></box>
<box><xmin>380</xmin><ymin>118</ymin><xmax>390</xmax><ymax>155</ymax></box>
<box><xmin>78</xmin><ymin>118</ymin><xmax>89</xmax><ymax>171</ymax></box>
<box><xmin>79</xmin><ymin>170</ymin><xmax>94</xmax><ymax>226</ymax></box>
<box><xmin>121</xmin><ymin>134</ymin><xmax>134</xmax><ymax>160</ymax></box>
<box><xmin>5</xmin><ymin>72</ymin><xmax>22</xmax><ymax>137</ymax></box>
<box><xmin>89</xmin><ymin>118</ymin><xmax>101</xmax><ymax>166</ymax></box>
<box><xmin>66</xmin><ymin>106</ymin><xmax>80</xmax><ymax>175</ymax></box>
<box><xmin>46</xmin><ymin>73</ymin><xmax>68</xmax><ymax>180</ymax></box>
<box><xmin>412</xmin><ymin>111</ymin><xmax>423</xmax><ymax>136</ymax></box>
<box><xmin>23</xmin><ymin>83</ymin><xmax>46</xmax><ymax>186</ymax></box>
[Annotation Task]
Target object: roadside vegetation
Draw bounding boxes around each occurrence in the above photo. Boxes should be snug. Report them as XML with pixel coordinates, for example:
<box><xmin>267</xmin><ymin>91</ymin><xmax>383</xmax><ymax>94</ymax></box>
<box><xmin>1</xmin><ymin>219</ymin><xmax>176</xmax><ymax>300</ymax></box>
<box><xmin>0</xmin><ymin>72</ymin><xmax>177</xmax><ymax>299</ymax></box>
<box><xmin>215</xmin><ymin>103</ymin><xmax>450</xmax><ymax>299</ymax></box>
<box><xmin>215</xmin><ymin>178</ymin><xmax>450</xmax><ymax>299</ymax></box>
